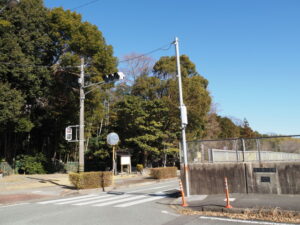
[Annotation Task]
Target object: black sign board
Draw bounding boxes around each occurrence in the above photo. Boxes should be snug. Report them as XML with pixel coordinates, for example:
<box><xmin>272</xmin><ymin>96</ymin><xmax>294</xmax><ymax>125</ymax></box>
<box><xmin>261</xmin><ymin>176</ymin><xmax>271</xmax><ymax>183</ymax></box>
<box><xmin>253</xmin><ymin>168</ymin><xmax>276</xmax><ymax>173</ymax></box>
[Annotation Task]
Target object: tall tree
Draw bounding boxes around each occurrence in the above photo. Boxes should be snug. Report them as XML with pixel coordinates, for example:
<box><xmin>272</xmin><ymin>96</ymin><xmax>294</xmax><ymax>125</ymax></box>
<box><xmin>0</xmin><ymin>0</ymin><xmax>54</xmax><ymax>161</ymax></box>
<box><xmin>153</xmin><ymin>55</ymin><xmax>201</xmax><ymax>80</ymax></box>
<box><xmin>153</xmin><ymin>55</ymin><xmax>211</xmax><ymax>140</ymax></box>
<box><xmin>46</xmin><ymin>7</ymin><xmax>118</xmax><ymax>161</ymax></box>
<box><xmin>240</xmin><ymin>118</ymin><xmax>256</xmax><ymax>138</ymax></box>
<box><xmin>217</xmin><ymin>116</ymin><xmax>240</xmax><ymax>139</ymax></box>
<box><xmin>0</xmin><ymin>1</ymin><xmax>117</xmax><ymax>164</ymax></box>
<box><xmin>131</xmin><ymin>74</ymin><xmax>166</xmax><ymax>100</ymax></box>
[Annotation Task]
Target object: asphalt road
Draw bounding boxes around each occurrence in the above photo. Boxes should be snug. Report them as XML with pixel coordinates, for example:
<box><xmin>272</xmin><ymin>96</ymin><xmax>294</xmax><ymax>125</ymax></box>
<box><xmin>0</xmin><ymin>180</ymin><xmax>294</xmax><ymax>225</ymax></box>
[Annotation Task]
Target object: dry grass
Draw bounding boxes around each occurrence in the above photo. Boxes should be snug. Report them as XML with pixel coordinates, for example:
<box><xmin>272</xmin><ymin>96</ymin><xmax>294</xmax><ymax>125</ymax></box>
<box><xmin>174</xmin><ymin>206</ymin><xmax>300</xmax><ymax>224</ymax></box>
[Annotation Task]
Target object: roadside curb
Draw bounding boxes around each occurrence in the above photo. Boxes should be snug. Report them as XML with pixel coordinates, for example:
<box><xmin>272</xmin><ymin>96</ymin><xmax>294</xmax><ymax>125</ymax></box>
<box><xmin>194</xmin><ymin>205</ymin><xmax>300</xmax><ymax>216</ymax></box>
<box><xmin>170</xmin><ymin>200</ymin><xmax>300</xmax><ymax>224</ymax></box>
<box><xmin>171</xmin><ymin>196</ymin><xmax>300</xmax><ymax>216</ymax></box>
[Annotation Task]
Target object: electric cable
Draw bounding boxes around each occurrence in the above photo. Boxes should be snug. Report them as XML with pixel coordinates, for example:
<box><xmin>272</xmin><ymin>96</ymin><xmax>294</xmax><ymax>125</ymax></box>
<box><xmin>70</xmin><ymin>0</ymin><xmax>102</xmax><ymax>11</ymax></box>
<box><xmin>118</xmin><ymin>42</ymin><xmax>173</xmax><ymax>64</ymax></box>
<box><xmin>0</xmin><ymin>42</ymin><xmax>174</xmax><ymax>68</ymax></box>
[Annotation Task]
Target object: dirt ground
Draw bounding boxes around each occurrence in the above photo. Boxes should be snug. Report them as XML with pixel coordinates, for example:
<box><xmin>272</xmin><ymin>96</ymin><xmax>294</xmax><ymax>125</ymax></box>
<box><xmin>0</xmin><ymin>174</ymin><xmax>72</xmax><ymax>191</ymax></box>
<box><xmin>0</xmin><ymin>173</ymin><xmax>143</xmax><ymax>192</ymax></box>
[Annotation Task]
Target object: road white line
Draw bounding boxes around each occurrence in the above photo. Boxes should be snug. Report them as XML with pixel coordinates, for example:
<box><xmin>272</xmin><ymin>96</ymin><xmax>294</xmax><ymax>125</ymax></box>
<box><xmin>93</xmin><ymin>195</ymin><xmax>146</xmax><ymax>207</ymax></box>
<box><xmin>223</xmin><ymin>198</ymin><xmax>236</xmax><ymax>202</ymax></box>
<box><xmin>114</xmin><ymin>195</ymin><xmax>166</xmax><ymax>207</ymax></box>
<box><xmin>161</xmin><ymin>210</ymin><xmax>180</xmax><ymax>217</ymax></box>
<box><xmin>37</xmin><ymin>194</ymin><xmax>97</xmax><ymax>204</ymax></box>
<box><xmin>0</xmin><ymin>203</ymin><xmax>29</xmax><ymax>208</ymax></box>
<box><xmin>199</xmin><ymin>216</ymin><xmax>295</xmax><ymax>225</ymax></box>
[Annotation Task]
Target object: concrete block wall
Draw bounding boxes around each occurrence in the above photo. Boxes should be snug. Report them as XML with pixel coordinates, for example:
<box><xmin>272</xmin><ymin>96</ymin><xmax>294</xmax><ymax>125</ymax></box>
<box><xmin>184</xmin><ymin>162</ymin><xmax>300</xmax><ymax>195</ymax></box>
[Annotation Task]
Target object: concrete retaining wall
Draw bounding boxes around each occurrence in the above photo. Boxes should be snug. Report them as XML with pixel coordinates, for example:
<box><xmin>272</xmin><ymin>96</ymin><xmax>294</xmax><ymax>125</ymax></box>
<box><xmin>184</xmin><ymin>162</ymin><xmax>300</xmax><ymax>195</ymax></box>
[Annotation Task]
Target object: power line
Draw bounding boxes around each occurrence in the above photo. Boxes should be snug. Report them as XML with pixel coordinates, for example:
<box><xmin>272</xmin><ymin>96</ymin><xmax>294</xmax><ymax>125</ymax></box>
<box><xmin>0</xmin><ymin>42</ymin><xmax>174</xmax><ymax>68</ymax></box>
<box><xmin>0</xmin><ymin>61</ymin><xmax>80</xmax><ymax>69</ymax></box>
<box><xmin>70</xmin><ymin>0</ymin><xmax>102</xmax><ymax>11</ymax></box>
<box><xmin>0</xmin><ymin>62</ymin><xmax>52</xmax><ymax>68</ymax></box>
<box><xmin>118</xmin><ymin>42</ymin><xmax>173</xmax><ymax>64</ymax></box>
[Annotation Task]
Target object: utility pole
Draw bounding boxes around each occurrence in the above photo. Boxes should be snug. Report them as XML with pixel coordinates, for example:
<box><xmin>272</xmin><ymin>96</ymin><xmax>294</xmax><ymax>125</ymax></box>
<box><xmin>174</xmin><ymin>37</ymin><xmax>190</xmax><ymax>197</ymax></box>
<box><xmin>65</xmin><ymin>61</ymin><xmax>125</xmax><ymax>172</ymax></box>
<box><xmin>79</xmin><ymin>57</ymin><xmax>85</xmax><ymax>172</ymax></box>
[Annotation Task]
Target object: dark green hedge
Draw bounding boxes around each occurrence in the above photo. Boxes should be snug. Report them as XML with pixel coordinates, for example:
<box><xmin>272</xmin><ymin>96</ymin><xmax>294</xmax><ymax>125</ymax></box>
<box><xmin>69</xmin><ymin>171</ymin><xmax>113</xmax><ymax>189</ymax></box>
<box><xmin>150</xmin><ymin>167</ymin><xmax>177</xmax><ymax>179</ymax></box>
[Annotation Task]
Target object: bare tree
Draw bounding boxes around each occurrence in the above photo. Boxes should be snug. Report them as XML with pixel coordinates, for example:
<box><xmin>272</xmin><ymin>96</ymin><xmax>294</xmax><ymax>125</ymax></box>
<box><xmin>204</xmin><ymin>103</ymin><xmax>221</xmax><ymax>139</ymax></box>
<box><xmin>120</xmin><ymin>53</ymin><xmax>154</xmax><ymax>82</ymax></box>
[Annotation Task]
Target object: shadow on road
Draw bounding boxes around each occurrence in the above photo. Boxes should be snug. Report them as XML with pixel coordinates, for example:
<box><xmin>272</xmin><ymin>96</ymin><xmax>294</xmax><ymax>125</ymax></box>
<box><xmin>26</xmin><ymin>177</ymin><xmax>76</xmax><ymax>190</ymax></box>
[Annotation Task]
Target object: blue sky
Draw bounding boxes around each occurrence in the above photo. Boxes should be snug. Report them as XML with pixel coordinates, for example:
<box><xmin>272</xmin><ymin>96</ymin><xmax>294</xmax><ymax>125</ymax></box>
<box><xmin>44</xmin><ymin>0</ymin><xmax>300</xmax><ymax>135</ymax></box>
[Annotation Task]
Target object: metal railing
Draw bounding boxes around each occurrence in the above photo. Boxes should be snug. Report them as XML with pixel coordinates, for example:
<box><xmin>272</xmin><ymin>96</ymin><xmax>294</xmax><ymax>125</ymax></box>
<box><xmin>185</xmin><ymin>135</ymin><xmax>300</xmax><ymax>163</ymax></box>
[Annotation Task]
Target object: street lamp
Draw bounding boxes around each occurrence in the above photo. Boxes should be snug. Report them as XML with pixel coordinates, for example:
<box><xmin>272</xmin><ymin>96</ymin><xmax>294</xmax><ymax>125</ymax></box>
<box><xmin>0</xmin><ymin>0</ymin><xmax>20</xmax><ymax>13</ymax></box>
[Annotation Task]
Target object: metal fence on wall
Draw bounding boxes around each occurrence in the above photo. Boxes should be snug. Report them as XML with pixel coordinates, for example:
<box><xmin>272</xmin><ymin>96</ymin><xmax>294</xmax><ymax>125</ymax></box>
<box><xmin>185</xmin><ymin>135</ymin><xmax>300</xmax><ymax>163</ymax></box>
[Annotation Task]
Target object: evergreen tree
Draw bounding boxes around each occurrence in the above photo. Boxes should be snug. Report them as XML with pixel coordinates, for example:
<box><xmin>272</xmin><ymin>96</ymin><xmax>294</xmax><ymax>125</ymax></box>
<box><xmin>240</xmin><ymin>118</ymin><xmax>256</xmax><ymax>138</ymax></box>
<box><xmin>153</xmin><ymin>55</ymin><xmax>211</xmax><ymax>140</ymax></box>
<box><xmin>217</xmin><ymin>116</ymin><xmax>240</xmax><ymax>139</ymax></box>
<box><xmin>0</xmin><ymin>1</ymin><xmax>117</xmax><ymax>165</ymax></box>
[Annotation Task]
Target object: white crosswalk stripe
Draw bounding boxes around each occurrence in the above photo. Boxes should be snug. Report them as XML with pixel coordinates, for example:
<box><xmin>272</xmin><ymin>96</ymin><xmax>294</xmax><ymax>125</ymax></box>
<box><xmin>73</xmin><ymin>194</ymin><xmax>130</xmax><ymax>206</ymax></box>
<box><xmin>56</xmin><ymin>195</ymin><xmax>113</xmax><ymax>205</ymax></box>
<box><xmin>37</xmin><ymin>194</ymin><xmax>97</xmax><ymax>204</ymax></box>
<box><xmin>37</xmin><ymin>187</ymin><xmax>173</xmax><ymax>208</ymax></box>
<box><xmin>93</xmin><ymin>195</ymin><xmax>146</xmax><ymax>207</ymax></box>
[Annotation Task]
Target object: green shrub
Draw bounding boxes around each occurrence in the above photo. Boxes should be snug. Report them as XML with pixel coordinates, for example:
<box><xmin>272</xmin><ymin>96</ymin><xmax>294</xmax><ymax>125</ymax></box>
<box><xmin>69</xmin><ymin>171</ymin><xmax>113</xmax><ymax>189</ymax></box>
<box><xmin>16</xmin><ymin>154</ymin><xmax>46</xmax><ymax>174</ymax></box>
<box><xmin>150</xmin><ymin>167</ymin><xmax>177</xmax><ymax>179</ymax></box>
<box><xmin>136</xmin><ymin>164</ymin><xmax>144</xmax><ymax>173</ymax></box>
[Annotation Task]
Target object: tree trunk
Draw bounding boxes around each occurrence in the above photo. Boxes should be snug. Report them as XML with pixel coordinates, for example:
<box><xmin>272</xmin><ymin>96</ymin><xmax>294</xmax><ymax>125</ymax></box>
<box><xmin>143</xmin><ymin>151</ymin><xmax>148</xmax><ymax>168</ymax></box>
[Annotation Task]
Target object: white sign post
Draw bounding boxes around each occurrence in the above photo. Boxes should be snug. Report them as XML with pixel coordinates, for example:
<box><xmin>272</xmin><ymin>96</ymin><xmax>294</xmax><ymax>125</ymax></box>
<box><xmin>120</xmin><ymin>155</ymin><xmax>131</xmax><ymax>174</ymax></box>
<box><xmin>121</xmin><ymin>156</ymin><xmax>130</xmax><ymax>165</ymax></box>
